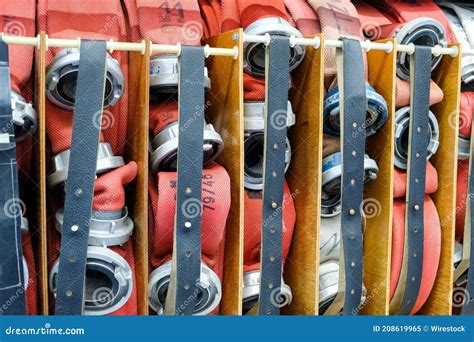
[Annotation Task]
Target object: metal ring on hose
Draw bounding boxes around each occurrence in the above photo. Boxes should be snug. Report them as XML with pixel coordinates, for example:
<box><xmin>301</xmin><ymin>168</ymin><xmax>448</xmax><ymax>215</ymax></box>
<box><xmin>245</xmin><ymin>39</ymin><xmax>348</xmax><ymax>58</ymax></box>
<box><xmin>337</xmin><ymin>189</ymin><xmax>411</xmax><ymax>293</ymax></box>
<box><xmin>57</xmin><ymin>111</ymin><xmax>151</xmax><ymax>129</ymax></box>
<box><xmin>243</xmin><ymin>18</ymin><xmax>305</xmax><ymax>77</ymax></box>
<box><xmin>149</xmin><ymin>121</ymin><xmax>224</xmax><ymax>172</ymax></box>
<box><xmin>49</xmin><ymin>246</ymin><xmax>133</xmax><ymax>316</ymax></box>
<box><xmin>11</xmin><ymin>91</ymin><xmax>37</xmax><ymax>142</ymax></box>
<box><xmin>47</xmin><ymin>142</ymin><xmax>125</xmax><ymax>188</ymax></box>
<box><xmin>55</xmin><ymin>207</ymin><xmax>134</xmax><ymax>247</ymax></box>
<box><xmin>394</xmin><ymin>106</ymin><xmax>439</xmax><ymax>169</ymax></box>
<box><xmin>393</xmin><ymin>18</ymin><xmax>447</xmax><ymax>80</ymax></box>
<box><xmin>323</xmin><ymin>83</ymin><xmax>388</xmax><ymax>137</ymax></box>
<box><xmin>46</xmin><ymin>48</ymin><xmax>125</xmax><ymax>110</ymax></box>
<box><xmin>149</xmin><ymin>55</ymin><xmax>211</xmax><ymax>98</ymax></box>
<box><xmin>242</xmin><ymin>270</ymin><xmax>292</xmax><ymax>314</ymax></box>
<box><xmin>148</xmin><ymin>261</ymin><xmax>222</xmax><ymax>316</ymax></box>
<box><xmin>321</xmin><ymin>152</ymin><xmax>378</xmax><ymax>216</ymax></box>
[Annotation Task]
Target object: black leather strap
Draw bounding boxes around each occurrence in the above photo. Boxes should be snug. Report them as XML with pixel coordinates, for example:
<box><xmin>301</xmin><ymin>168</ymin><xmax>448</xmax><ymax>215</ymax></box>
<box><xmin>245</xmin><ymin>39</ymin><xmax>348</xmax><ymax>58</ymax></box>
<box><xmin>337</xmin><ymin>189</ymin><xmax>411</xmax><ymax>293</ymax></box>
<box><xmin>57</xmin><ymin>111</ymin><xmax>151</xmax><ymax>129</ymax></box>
<box><xmin>0</xmin><ymin>39</ymin><xmax>26</xmax><ymax>315</ymax></box>
<box><xmin>339</xmin><ymin>38</ymin><xmax>366</xmax><ymax>316</ymax></box>
<box><xmin>165</xmin><ymin>45</ymin><xmax>205</xmax><ymax>315</ymax></box>
<box><xmin>258</xmin><ymin>36</ymin><xmax>290</xmax><ymax>316</ymax></box>
<box><xmin>398</xmin><ymin>46</ymin><xmax>431</xmax><ymax>315</ymax></box>
<box><xmin>55</xmin><ymin>40</ymin><xmax>107</xmax><ymax>315</ymax></box>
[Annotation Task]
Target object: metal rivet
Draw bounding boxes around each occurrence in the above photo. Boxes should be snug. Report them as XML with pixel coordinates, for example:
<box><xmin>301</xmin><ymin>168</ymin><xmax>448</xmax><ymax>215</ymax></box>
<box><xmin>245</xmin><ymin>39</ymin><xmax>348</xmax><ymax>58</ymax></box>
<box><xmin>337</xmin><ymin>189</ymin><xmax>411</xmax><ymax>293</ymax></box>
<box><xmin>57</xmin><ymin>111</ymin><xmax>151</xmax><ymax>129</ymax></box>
<box><xmin>185</xmin><ymin>222</ymin><xmax>191</xmax><ymax>228</ymax></box>
<box><xmin>273</xmin><ymin>143</ymin><xmax>279</xmax><ymax>150</ymax></box>
<box><xmin>411</xmin><ymin>276</ymin><xmax>416</xmax><ymax>282</ymax></box>
<box><xmin>268</xmin><ymin>283</ymin><xmax>273</xmax><ymax>289</ymax></box>
<box><xmin>75</xmin><ymin>188</ymin><xmax>83</xmax><ymax>196</ymax></box>
<box><xmin>413</xmin><ymin>252</ymin><xmax>417</xmax><ymax>258</ymax></box>
<box><xmin>349</xmin><ymin>233</ymin><xmax>355</xmax><ymax>240</ymax></box>
<box><xmin>270</xmin><ymin>256</ymin><xmax>275</xmax><ymax>262</ymax></box>
<box><xmin>351</xmin><ymin>289</ymin><xmax>355</xmax><ymax>295</ymax></box>
<box><xmin>417</xmin><ymin>126</ymin><xmax>421</xmax><ymax>133</ymax></box>
<box><xmin>415</xmin><ymin>178</ymin><xmax>419</xmax><ymax>183</ymax></box>
<box><xmin>351</xmin><ymin>261</ymin><xmax>355</xmax><ymax>267</ymax></box>
<box><xmin>185</xmin><ymin>251</ymin><xmax>191</xmax><ymax>258</ymax></box>
<box><xmin>416</xmin><ymin>152</ymin><xmax>420</xmax><ymax>158</ymax></box>
<box><xmin>350</xmin><ymin>179</ymin><xmax>355</xmax><ymax>185</ymax></box>
<box><xmin>68</xmin><ymin>255</ymin><xmax>76</xmax><ymax>262</ymax></box>
<box><xmin>185</xmin><ymin>187</ymin><xmax>192</xmax><ymax>194</ymax></box>
<box><xmin>71</xmin><ymin>225</ymin><xmax>79</xmax><ymax>232</ymax></box>
<box><xmin>66</xmin><ymin>290</ymin><xmax>73</xmax><ymax>297</ymax></box>
<box><xmin>414</xmin><ymin>204</ymin><xmax>420</xmax><ymax>211</ymax></box>
<box><xmin>266</xmin><ymin>309</ymin><xmax>271</xmax><ymax>314</ymax></box>
<box><xmin>270</xmin><ymin>227</ymin><xmax>276</xmax><ymax>234</ymax></box>
<box><xmin>352</xmin><ymin>150</ymin><xmax>356</xmax><ymax>156</ymax></box>
<box><xmin>272</xmin><ymin>171</ymin><xmax>277</xmax><ymax>177</ymax></box>
<box><xmin>349</xmin><ymin>208</ymin><xmax>356</xmax><ymax>215</ymax></box>
<box><xmin>353</xmin><ymin>122</ymin><xmax>357</xmax><ymax>128</ymax></box>
<box><xmin>184</xmin><ymin>283</ymin><xmax>190</xmax><ymax>290</ymax></box>
<box><xmin>271</xmin><ymin>201</ymin><xmax>278</xmax><ymax>209</ymax></box>
<box><xmin>414</xmin><ymin>228</ymin><xmax>418</xmax><ymax>233</ymax></box>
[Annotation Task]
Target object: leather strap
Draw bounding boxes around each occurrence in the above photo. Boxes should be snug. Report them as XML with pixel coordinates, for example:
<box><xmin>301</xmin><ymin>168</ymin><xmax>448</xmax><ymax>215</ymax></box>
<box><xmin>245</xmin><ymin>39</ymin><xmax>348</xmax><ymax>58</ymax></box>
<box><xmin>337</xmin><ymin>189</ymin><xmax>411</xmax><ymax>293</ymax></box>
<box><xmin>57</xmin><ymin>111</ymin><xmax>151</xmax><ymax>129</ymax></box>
<box><xmin>55</xmin><ymin>40</ymin><xmax>107</xmax><ymax>315</ymax></box>
<box><xmin>258</xmin><ymin>35</ymin><xmax>290</xmax><ymax>316</ymax></box>
<box><xmin>393</xmin><ymin>46</ymin><xmax>431</xmax><ymax>315</ymax></box>
<box><xmin>0</xmin><ymin>39</ymin><xmax>26</xmax><ymax>315</ymax></box>
<box><xmin>165</xmin><ymin>45</ymin><xmax>205</xmax><ymax>316</ymax></box>
<box><xmin>338</xmin><ymin>38</ymin><xmax>366</xmax><ymax>316</ymax></box>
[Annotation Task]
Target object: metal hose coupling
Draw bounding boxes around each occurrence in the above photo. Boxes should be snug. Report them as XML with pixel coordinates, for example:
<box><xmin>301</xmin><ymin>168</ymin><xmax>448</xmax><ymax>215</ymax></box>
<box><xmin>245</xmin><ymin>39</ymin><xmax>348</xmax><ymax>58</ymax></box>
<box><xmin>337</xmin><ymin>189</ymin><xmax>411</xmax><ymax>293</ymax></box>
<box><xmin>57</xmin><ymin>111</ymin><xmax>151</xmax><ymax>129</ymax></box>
<box><xmin>47</xmin><ymin>142</ymin><xmax>125</xmax><ymax>188</ymax></box>
<box><xmin>50</xmin><ymin>246</ymin><xmax>133</xmax><ymax>316</ymax></box>
<box><xmin>149</xmin><ymin>121</ymin><xmax>224</xmax><ymax>172</ymax></box>
<box><xmin>148</xmin><ymin>261</ymin><xmax>222</xmax><ymax>315</ymax></box>
<box><xmin>46</xmin><ymin>48</ymin><xmax>124</xmax><ymax>110</ymax></box>
<box><xmin>55</xmin><ymin>207</ymin><xmax>134</xmax><ymax>247</ymax></box>
<box><xmin>394</xmin><ymin>106</ymin><xmax>439</xmax><ymax>169</ymax></box>
<box><xmin>323</xmin><ymin>83</ymin><xmax>388</xmax><ymax>137</ymax></box>
<box><xmin>392</xmin><ymin>18</ymin><xmax>447</xmax><ymax>80</ymax></box>
<box><xmin>11</xmin><ymin>91</ymin><xmax>37</xmax><ymax>142</ymax></box>
<box><xmin>243</xmin><ymin>18</ymin><xmax>306</xmax><ymax>77</ymax></box>
<box><xmin>243</xmin><ymin>101</ymin><xmax>295</xmax><ymax>190</ymax></box>
<box><xmin>242</xmin><ymin>270</ymin><xmax>292</xmax><ymax>314</ymax></box>
<box><xmin>149</xmin><ymin>54</ymin><xmax>211</xmax><ymax>98</ymax></box>
<box><xmin>458</xmin><ymin>135</ymin><xmax>470</xmax><ymax>160</ymax></box>
<box><xmin>321</xmin><ymin>152</ymin><xmax>378</xmax><ymax>216</ymax></box>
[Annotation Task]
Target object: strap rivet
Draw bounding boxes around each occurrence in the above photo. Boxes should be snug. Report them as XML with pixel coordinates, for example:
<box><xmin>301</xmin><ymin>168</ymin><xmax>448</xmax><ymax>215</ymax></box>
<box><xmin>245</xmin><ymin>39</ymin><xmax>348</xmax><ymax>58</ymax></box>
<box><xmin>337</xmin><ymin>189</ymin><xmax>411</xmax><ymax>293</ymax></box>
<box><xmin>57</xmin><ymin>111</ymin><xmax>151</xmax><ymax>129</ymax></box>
<box><xmin>352</xmin><ymin>150</ymin><xmax>356</xmax><ymax>156</ymax></box>
<box><xmin>272</xmin><ymin>171</ymin><xmax>277</xmax><ymax>177</ymax></box>
<box><xmin>271</xmin><ymin>201</ymin><xmax>278</xmax><ymax>209</ymax></box>
<box><xmin>411</xmin><ymin>276</ymin><xmax>416</xmax><ymax>282</ymax></box>
<box><xmin>270</xmin><ymin>227</ymin><xmax>276</xmax><ymax>234</ymax></box>
<box><xmin>266</xmin><ymin>309</ymin><xmax>271</xmax><ymax>314</ymax></box>
<box><xmin>71</xmin><ymin>225</ymin><xmax>79</xmax><ymax>232</ymax></box>
<box><xmin>68</xmin><ymin>255</ymin><xmax>76</xmax><ymax>262</ymax></box>
<box><xmin>184</xmin><ymin>222</ymin><xmax>191</xmax><ymax>228</ymax></box>
<box><xmin>352</xmin><ymin>122</ymin><xmax>357</xmax><ymax>128</ymax></box>
<box><xmin>413</xmin><ymin>204</ymin><xmax>420</xmax><ymax>211</ymax></box>
<box><xmin>413</xmin><ymin>252</ymin><xmax>417</xmax><ymax>257</ymax></box>
<box><xmin>184</xmin><ymin>283</ymin><xmax>190</xmax><ymax>290</ymax></box>
<box><xmin>75</xmin><ymin>188</ymin><xmax>83</xmax><ymax>196</ymax></box>
<box><xmin>351</xmin><ymin>289</ymin><xmax>355</xmax><ymax>295</ymax></box>
<box><xmin>185</xmin><ymin>187</ymin><xmax>192</xmax><ymax>194</ymax></box>
<box><xmin>185</xmin><ymin>251</ymin><xmax>191</xmax><ymax>258</ymax></box>
<box><xmin>350</xmin><ymin>179</ymin><xmax>355</xmax><ymax>185</ymax></box>
<box><xmin>66</xmin><ymin>290</ymin><xmax>73</xmax><ymax>297</ymax></box>
<box><xmin>273</xmin><ymin>143</ymin><xmax>279</xmax><ymax>150</ymax></box>
<box><xmin>270</xmin><ymin>256</ymin><xmax>275</xmax><ymax>262</ymax></box>
<box><xmin>416</xmin><ymin>152</ymin><xmax>420</xmax><ymax>158</ymax></box>
<box><xmin>349</xmin><ymin>208</ymin><xmax>356</xmax><ymax>215</ymax></box>
<box><xmin>414</xmin><ymin>228</ymin><xmax>418</xmax><ymax>233</ymax></box>
<box><xmin>417</xmin><ymin>126</ymin><xmax>421</xmax><ymax>133</ymax></box>
<box><xmin>351</xmin><ymin>261</ymin><xmax>355</xmax><ymax>267</ymax></box>
<box><xmin>268</xmin><ymin>283</ymin><xmax>273</xmax><ymax>289</ymax></box>
<box><xmin>415</xmin><ymin>178</ymin><xmax>419</xmax><ymax>183</ymax></box>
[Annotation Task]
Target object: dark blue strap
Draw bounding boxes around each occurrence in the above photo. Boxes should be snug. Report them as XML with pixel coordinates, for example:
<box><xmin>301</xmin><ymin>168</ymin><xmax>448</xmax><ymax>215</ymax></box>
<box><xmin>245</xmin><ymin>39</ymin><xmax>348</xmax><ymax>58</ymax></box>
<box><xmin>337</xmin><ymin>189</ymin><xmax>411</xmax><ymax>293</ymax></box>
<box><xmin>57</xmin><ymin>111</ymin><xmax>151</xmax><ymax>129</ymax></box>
<box><xmin>166</xmin><ymin>45</ymin><xmax>205</xmax><ymax>315</ymax></box>
<box><xmin>0</xmin><ymin>39</ymin><xmax>26</xmax><ymax>315</ymax></box>
<box><xmin>340</xmin><ymin>38</ymin><xmax>366</xmax><ymax>316</ymax></box>
<box><xmin>55</xmin><ymin>40</ymin><xmax>107</xmax><ymax>315</ymax></box>
<box><xmin>258</xmin><ymin>36</ymin><xmax>290</xmax><ymax>316</ymax></box>
<box><xmin>398</xmin><ymin>46</ymin><xmax>431</xmax><ymax>315</ymax></box>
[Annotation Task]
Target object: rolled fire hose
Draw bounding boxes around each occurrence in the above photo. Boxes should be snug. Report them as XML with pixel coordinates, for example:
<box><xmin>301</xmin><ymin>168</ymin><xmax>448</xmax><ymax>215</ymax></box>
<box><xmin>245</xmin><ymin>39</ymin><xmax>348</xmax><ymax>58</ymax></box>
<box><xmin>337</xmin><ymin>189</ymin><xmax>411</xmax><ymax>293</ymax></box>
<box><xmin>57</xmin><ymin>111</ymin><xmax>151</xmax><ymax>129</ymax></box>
<box><xmin>148</xmin><ymin>163</ymin><xmax>231</xmax><ymax>315</ymax></box>
<box><xmin>39</xmin><ymin>0</ymin><xmax>137</xmax><ymax>315</ymax></box>
<box><xmin>355</xmin><ymin>1</ymin><xmax>447</xmax><ymax>108</ymax></box>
